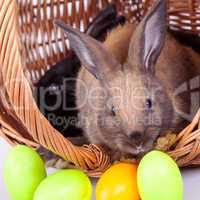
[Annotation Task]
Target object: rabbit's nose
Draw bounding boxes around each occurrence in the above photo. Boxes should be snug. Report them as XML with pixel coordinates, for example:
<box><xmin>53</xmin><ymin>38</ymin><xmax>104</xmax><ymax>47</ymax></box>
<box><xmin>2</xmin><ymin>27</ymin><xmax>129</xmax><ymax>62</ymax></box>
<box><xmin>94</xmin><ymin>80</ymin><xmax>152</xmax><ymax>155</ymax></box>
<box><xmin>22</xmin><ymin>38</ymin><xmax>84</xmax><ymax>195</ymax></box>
<box><xmin>130</xmin><ymin>131</ymin><xmax>143</xmax><ymax>143</ymax></box>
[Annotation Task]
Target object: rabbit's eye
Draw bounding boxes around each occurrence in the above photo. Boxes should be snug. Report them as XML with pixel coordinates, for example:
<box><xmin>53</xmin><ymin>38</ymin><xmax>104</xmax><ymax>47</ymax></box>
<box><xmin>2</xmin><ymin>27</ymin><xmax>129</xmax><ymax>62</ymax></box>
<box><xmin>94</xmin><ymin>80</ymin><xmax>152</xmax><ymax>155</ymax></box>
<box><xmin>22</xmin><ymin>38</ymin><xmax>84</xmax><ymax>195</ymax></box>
<box><xmin>146</xmin><ymin>98</ymin><xmax>153</xmax><ymax>109</ymax></box>
<box><xmin>111</xmin><ymin>106</ymin><xmax>117</xmax><ymax>116</ymax></box>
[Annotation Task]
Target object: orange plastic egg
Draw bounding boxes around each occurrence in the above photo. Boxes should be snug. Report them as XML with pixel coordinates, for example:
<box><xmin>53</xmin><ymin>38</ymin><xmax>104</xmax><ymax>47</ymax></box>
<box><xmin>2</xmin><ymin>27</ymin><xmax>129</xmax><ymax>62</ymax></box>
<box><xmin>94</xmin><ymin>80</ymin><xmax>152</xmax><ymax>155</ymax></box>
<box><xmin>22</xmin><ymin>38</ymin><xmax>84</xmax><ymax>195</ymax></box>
<box><xmin>96</xmin><ymin>163</ymin><xmax>140</xmax><ymax>200</ymax></box>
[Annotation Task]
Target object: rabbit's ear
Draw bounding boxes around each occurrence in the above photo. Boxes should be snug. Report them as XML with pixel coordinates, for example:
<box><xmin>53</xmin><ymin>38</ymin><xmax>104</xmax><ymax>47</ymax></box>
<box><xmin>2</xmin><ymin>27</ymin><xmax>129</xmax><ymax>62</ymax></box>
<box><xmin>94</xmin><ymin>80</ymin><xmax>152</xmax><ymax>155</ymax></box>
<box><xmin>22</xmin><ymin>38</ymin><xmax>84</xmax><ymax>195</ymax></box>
<box><xmin>128</xmin><ymin>0</ymin><xmax>167</xmax><ymax>73</ymax></box>
<box><xmin>54</xmin><ymin>20</ymin><xmax>120</xmax><ymax>82</ymax></box>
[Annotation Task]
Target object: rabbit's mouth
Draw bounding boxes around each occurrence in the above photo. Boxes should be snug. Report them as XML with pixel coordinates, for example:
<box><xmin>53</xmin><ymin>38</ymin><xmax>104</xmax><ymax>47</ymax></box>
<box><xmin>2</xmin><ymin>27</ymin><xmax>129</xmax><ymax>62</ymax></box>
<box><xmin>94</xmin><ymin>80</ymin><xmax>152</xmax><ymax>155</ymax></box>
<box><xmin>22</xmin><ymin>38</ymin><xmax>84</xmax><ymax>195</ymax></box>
<box><xmin>120</xmin><ymin>127</ymin><xmax>163</xmax><ymax>156</ymax></box>
<box><xmin>116</xmin><ymin>138</ymin><xmax>155</xmax><ymax>158</ymax></box>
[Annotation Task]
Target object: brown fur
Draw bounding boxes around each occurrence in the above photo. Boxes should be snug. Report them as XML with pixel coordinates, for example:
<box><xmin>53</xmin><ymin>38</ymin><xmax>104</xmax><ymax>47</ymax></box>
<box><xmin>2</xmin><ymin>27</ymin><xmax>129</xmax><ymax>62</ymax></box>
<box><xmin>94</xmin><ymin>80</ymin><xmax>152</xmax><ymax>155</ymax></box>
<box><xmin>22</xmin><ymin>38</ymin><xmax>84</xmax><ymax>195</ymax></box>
<box><xmin>56</xmin><ymin>0</ymin><xmax>200</xmax><ymax>160</ymax></box>
<box><xmin>76</xmin><ymin>23</ymin><xmax>136</xmax><ymax>142</ymax></box>
<box><xmin>76</xmin><ymin>9</ymin><xmax>200</xmax><ymax>159</ymax></box>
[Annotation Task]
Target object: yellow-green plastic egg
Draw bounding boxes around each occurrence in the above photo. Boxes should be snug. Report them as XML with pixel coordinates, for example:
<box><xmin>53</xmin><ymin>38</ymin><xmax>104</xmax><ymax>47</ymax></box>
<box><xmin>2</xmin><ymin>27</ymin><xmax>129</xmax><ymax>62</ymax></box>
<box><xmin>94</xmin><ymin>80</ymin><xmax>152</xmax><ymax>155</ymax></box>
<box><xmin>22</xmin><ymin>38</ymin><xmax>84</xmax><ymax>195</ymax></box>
<box><xmin>137</xmin><ymin>150</ymin><xmax>183</xmax><ymax>200</ymax></box>
<box><xmin>4</xmin><ymin>145</ymin><xmax>47</xmax><ymax>200</ymax></box>
<box><xmin>34</xmin><ymin>169</ymin><xmax>92</xmax><ymax>200</ymax></box>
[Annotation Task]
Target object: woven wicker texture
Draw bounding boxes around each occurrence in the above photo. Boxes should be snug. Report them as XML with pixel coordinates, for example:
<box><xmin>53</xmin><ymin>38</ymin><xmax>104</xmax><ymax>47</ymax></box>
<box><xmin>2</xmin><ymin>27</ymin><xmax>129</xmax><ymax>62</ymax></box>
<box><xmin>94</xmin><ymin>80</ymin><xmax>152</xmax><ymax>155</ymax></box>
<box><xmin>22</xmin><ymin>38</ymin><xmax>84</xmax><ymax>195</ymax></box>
<box><xmin>0</xmin><ymin>0</ymin><xmax>200</xmax><ymax>176</ymax></box>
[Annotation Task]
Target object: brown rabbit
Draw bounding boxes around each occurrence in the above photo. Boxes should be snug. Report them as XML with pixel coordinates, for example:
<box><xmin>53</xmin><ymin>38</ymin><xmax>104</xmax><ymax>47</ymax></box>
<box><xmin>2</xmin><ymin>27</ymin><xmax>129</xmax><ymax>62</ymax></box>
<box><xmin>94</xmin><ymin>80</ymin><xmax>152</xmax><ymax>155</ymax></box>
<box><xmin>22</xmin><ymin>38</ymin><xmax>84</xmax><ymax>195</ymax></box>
<box><xmin>55</xmin><ymin>0</ymin><xmax>200</xmax><ymax>159</ymax></box>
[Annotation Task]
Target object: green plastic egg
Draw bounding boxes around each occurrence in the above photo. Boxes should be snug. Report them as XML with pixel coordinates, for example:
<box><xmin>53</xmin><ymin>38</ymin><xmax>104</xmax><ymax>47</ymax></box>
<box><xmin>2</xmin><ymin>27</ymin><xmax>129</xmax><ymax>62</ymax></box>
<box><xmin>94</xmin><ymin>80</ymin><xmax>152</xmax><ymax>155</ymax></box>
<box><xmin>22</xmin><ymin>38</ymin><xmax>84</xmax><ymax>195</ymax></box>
<box><xmin>34</xmin><ymin>169</ymin><xmax>92</xmax><ymax>200</ymax></box>
<box><xmin>4</xmin><ymin>145</ymin><xmax>47</xmax><ymax>200</ymax></box>
<box><xmin>137</xmin><ymin>150</ymin><xmax>183</xmax><ymax>200</ymax></box>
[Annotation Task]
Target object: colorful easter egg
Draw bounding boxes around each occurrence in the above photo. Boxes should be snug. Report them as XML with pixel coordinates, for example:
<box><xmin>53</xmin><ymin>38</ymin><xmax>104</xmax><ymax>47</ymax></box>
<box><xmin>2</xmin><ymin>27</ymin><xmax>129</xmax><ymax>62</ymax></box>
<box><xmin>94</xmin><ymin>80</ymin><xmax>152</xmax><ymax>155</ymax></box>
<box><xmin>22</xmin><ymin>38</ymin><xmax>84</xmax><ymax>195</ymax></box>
<box><xmin>34</xmin><ymin>169</ymin><xmax>92</xmax><ymax>200</ymax></box>
<box><xmin>137</xmin><ymin>150</ymin><xmax>183</xmax><ymax>200</ymax></box>
<box><xmin>96</xmin><ymin>163</ymin><xmax>140</xmax><ymax>200</ymax></box>
<box><xmin>4</xmin><ymin>145</ymin><xmax>46</xmax><ymax>200</ymax></box>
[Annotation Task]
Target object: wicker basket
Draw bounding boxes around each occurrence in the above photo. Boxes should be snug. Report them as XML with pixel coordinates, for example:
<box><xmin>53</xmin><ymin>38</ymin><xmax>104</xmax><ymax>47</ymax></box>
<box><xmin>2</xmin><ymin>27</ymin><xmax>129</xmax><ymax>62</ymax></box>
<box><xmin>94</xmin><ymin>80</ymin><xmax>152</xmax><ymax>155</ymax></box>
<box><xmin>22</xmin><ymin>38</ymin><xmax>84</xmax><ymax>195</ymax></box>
<box><xmin>1</xmin><ymin>0</ymin><xmax>200</xmax><ymax>177</ymax></box>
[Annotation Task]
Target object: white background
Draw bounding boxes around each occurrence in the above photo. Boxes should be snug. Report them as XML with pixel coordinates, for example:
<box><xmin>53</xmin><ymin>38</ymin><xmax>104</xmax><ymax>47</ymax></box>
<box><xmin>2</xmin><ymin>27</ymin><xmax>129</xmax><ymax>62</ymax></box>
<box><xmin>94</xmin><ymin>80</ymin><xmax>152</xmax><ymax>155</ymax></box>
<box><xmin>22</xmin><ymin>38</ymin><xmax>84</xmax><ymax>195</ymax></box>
<box><xmin>0</xmin><ymin>138</ymin><xmax>200</xmax><ymax>200</ymax></box>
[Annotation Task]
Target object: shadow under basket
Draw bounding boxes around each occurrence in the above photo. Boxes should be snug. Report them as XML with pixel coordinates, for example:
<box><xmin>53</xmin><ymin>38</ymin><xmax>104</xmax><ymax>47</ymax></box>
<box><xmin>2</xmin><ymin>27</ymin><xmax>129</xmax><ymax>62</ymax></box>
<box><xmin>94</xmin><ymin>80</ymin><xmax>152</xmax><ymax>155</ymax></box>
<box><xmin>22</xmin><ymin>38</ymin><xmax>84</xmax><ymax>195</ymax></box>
<box><xmin>1</xmin><ymin>0</ymin><xmax>200</xmax><ymax>177</ymax></box>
